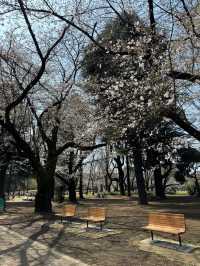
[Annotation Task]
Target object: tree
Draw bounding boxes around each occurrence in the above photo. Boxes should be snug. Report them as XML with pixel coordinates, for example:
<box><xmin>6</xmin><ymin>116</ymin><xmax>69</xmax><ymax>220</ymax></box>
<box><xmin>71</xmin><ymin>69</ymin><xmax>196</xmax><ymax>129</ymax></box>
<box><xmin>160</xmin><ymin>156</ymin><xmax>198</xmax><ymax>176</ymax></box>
<box><xmin>176</xmin><ymin>147</ymin><xmax>200</xmax><ymax>196</ymax></box>
<box><xmin>82</xmin><ymin>10</ymin><xmax>173</xmax><ymax>204</ymax></box>
<box><xmin>53</xmin><ymin>94</ymin><xmax>99</xmax><ymax>202</ymax></box>
<box><xmin>0</xmin><ymin>1</ymin><xmax>105</xmax><ymax>213</ymax></box>
<box><xmin>142</xmin><ymin>119</ymin><xmax>184</xmax><ymax>199</ymax></box>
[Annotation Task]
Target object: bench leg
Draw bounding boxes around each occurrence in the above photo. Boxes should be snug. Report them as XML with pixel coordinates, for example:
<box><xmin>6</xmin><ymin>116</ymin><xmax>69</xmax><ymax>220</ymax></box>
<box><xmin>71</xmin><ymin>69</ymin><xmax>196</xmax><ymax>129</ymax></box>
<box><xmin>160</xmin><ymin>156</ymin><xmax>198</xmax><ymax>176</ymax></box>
<box><xmin>151</xmin><ymin>231</ymin><xmax>154</xmax><ymax>241</ymax></box>
<box><xmin>100</xmin><ymin>222</ymin><xmax>103</xmax><ymax>231</ymax></box>
<box><xmin>178</xmin><ymin>234</ymin><xmax>182</xmax><ymax>246</ymax></box>
<box><xmin>86</xmin><ymin>220</ymin><xmax>89</xmax><ymax>229</ymax></box>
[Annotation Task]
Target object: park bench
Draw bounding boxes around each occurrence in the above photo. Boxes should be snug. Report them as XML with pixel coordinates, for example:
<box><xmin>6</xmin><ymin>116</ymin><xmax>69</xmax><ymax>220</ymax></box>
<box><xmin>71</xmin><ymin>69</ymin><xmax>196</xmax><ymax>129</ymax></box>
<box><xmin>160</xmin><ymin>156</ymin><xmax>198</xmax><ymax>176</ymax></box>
<box><xmin>83</xmin><ymin>207</ymin><xmax>106</xmax><ymax>231</ymax></box>
<box><xmin>56</xmin><ymin>204</ymin><xmax>77</xmax><ymax>223</ymax></box>
<box><xmin>142</xmin><ymin>212</ymin><xmax>186</xmax><ymax>246</ymax></box>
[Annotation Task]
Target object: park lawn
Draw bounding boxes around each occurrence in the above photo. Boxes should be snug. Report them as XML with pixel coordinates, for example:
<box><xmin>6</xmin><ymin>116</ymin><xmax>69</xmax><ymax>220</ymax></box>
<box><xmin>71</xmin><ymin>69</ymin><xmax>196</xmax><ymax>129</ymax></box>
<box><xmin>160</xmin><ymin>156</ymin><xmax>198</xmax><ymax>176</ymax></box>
<box><xmin>1</xmin><ymin>195</ymin><xmax>200</xmax><ymax>266</ymax></box>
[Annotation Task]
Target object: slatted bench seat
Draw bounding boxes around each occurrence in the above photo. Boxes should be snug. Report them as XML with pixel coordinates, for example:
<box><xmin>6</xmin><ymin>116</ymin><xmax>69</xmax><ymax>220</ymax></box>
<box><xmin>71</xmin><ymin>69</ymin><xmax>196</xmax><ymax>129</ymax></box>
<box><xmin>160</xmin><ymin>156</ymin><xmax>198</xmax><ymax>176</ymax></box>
<box><xmin>142</xmin><ymin>212</ymin><xmax>186</xmax><ymax>246</ymax></box>
<box><xmin>82</xmin><ymin>207</ymin><xmax>106</xmax><ymax>231</ymax></box>
<box><xmin>55</xmin><ymin>204</ymin><xmax>76</xmax><ymax>223</ymax></box>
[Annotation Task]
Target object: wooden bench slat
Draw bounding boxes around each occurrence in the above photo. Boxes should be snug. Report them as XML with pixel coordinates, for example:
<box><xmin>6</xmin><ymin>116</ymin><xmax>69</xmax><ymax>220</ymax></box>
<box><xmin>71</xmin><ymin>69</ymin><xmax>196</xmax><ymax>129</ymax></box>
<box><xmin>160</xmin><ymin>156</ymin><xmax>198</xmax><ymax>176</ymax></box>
<box><xmin>83</xmin><ymin>217</ymin><xmax>105</xmax><ymax>222</ymax></box>
<box><xmin>60</xmin><ymin>204</ymin><xmax>76</xmax><ymax>217</ymax></box>
<box><xmin>148</xmin><ymin>213</ymin><xmax>185</xmax><ymax>230</ymax></box>
<box><xmin>143</xmin><ymin>225</ymin><xmax>185</xmax><ymax>234</ymax></box>
<box><xmin>84</xmin><ymin>207</ymin><xmax>106</xmax><ymax>230</ymax></box>
<box><xmin>87</xmin><ymin>207</ymin><xmax>106</xmax><ymax>221</ymax></box>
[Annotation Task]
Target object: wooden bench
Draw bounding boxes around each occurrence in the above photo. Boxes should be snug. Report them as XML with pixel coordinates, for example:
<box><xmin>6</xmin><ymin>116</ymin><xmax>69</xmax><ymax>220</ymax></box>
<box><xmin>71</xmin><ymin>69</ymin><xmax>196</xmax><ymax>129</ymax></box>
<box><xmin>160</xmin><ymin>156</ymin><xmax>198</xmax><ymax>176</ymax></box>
<box><xmin>56</xmin><ymin>204</ymin><xmax>76</xmax><ymax>223</ymax></box>
<box><xmin>142</xmin><ymin>212</ymin><xmax>186</xmax><ymax>246</ymax></box>
<box><xmin>83</xmin><ymin>207</ymin><xmax>106</xmax><ymax>230</ymax></box>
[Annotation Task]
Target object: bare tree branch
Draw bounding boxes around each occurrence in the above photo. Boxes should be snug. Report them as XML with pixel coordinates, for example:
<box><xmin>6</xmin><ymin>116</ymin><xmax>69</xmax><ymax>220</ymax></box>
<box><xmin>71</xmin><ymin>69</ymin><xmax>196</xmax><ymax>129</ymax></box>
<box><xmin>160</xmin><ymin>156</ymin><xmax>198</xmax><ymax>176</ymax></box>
<box><xmin>168</xmin><ymin>71</ymin><xmax>200</xmax><ymax>83</ymax></box>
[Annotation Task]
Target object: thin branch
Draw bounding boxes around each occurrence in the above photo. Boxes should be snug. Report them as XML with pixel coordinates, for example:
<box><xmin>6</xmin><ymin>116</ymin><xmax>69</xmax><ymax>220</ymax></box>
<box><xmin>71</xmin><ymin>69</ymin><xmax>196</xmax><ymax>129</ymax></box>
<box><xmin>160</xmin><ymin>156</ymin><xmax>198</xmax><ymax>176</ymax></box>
<box><xmin>180</xmin><ymin>0</ymin><xmax>200</xmax><ymax>38</ymax></box>
<box><xmin>56</xmin><ymin>142</ymin><xmax>106</xmax><ymax>156</ymax></box>
<box><xmin>168</xmin><ymin>71</ymin><xmax>200</xmax><ymax>83</ymax></box>
<box><xmin>5</xmin><ymin>26</ymin><xmax>68</xmax><ymax>121</ymax></box>
<box><xmin>26</xmin><ymin>97</ymin><xmax>51</xmax><ymax>145</ymax></box>
<box><xmin>18</xmin><ymin>0</ymin><xmax>43</xmax><ymax>60</ymax></box>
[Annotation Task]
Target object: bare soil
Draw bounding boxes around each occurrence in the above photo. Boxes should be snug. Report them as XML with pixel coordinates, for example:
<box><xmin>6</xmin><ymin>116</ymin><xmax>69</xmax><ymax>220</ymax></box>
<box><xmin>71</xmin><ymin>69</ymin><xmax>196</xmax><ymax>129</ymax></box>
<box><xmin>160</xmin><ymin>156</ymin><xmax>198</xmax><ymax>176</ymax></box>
<box><xmin>0</xmin><ymin>195</ymin><xmax>200</xmax><ymax>266</ymax></box>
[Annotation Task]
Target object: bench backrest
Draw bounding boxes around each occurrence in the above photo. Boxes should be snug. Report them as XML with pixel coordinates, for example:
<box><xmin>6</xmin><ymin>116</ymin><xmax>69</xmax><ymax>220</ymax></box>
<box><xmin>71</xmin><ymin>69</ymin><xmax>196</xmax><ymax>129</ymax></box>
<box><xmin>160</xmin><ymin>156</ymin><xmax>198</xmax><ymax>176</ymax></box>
<box><xmin>148</xmin><ymin>212</ymin><xmax>185</xmax><ymax>230</ymax></box>
<box><xmin>62</xmin><ymin>204</ymin><xmax>76</xmax><ymax>216</ymax></box>
<box><xmin>88</xmin><ymin>207</ymin><xmax>106</xmax><ymax>219</ymax></box>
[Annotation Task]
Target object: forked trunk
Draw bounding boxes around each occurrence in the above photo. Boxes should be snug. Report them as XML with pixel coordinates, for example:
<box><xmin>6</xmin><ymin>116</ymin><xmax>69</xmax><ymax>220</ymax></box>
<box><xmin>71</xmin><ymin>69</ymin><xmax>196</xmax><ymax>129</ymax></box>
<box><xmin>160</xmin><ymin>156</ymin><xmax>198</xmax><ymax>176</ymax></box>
<box><xmin>115</xmin><ymin>156</ymin><xmax>125</xmax><ymax>196</ymax></box>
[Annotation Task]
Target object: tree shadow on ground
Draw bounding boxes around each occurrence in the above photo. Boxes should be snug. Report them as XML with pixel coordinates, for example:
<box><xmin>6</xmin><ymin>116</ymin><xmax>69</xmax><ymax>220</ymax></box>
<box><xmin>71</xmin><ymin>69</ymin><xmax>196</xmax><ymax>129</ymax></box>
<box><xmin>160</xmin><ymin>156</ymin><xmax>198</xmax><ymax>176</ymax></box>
<box><xmin>0</xmin><ymin>220</ymin><xmax>65</xmax><ymax>266</ymax></box>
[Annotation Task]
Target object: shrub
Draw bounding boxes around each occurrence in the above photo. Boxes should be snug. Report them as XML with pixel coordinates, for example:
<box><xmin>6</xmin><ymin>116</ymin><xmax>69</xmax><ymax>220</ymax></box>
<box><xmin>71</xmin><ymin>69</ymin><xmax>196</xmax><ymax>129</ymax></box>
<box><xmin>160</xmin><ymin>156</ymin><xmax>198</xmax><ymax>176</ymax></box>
<box><xmin>166</xmin><ymin>186</ymin><xmax>177</xmax><ymax>195</ymax></box>
<box><xmin>185</xmin><ymin>181</ymin><xmax>196</xmax><ymax>195</ymax></box>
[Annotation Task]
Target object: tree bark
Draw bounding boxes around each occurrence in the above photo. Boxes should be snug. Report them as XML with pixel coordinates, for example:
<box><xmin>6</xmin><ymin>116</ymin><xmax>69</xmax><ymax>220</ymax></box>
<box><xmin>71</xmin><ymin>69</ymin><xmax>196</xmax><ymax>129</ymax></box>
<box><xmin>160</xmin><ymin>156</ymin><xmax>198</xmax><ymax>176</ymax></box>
<box><xmin>0</xmin><ymin>160</ymin><xmax>9</xmax><ymax>211</ymax></box>
<box><xmin>35</xmin><ymin>192</ymin><xmax>52</xmax><ymax>213</ymax></box>
<box><xmin>68</xmin><ymin>151</ymin><xmax>77</xmax><ymax>202</ymax></box>
<box><xmin>165</xmin><ymin>110</ymin><xmax>200</xmax><ymax>142</ymax></box>
<box><xmin>126</xmin><ymin>155</ymin><xmax>131</xmax><ymax>197</ymax></box>
<box><xmin>68</xmin><ymin>178</ymin><xmax>77</xmax><ymax>202</ymax></box>
<box><xmin>194</xmin><ymin>176</ymin><xmax>200</xmax><ymax>197</ymax></box>
<box><xmin>114</xmin><ymin>155</ymin><xmax>125</xmax><ymax>196</ymax></box>
<box><xmin>35</xmin><ymin>174</ymin><xmax>54</xmax><ymax>213</ymax></box>
<box><xmin>35</xmin><ymin>153</ymin><xmax>57</xmax><ymax>213</ymax></box>
<box><xmin>154</xmin><ymin>165</ymin><xmax>166</xmax><ymax>199</ymax></box>
<box><xmin>104</xmin><ymin>147</ymin><xmax>109</xmax><ymax>191</ymax></box>
<box><xmin>79</xmin><ymin>163</ymin><xmax>84</xmax><ymax>200</ymax></box>
<box><xmin>133</xmin><ymin>145</ymin><xmax>148</xmax><ymax>204</ymax></box>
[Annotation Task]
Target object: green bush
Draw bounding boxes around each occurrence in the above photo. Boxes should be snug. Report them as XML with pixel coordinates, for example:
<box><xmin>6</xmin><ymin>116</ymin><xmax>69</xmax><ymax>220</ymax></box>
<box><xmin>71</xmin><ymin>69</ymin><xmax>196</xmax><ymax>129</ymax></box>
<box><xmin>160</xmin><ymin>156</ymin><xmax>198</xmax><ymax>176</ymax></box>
<box><xmin>185</xmin><ymin>181</ymin><xmax>196</xmax><ymax>195</ymax></box>
<box><xmin>176</xmin><ymin>190</ymin><xmax>188</xmax><ymax>196</ymax></box>
<box><xmin>166</xmin><ymin>186</ymin><xmax>177</xmax><ymax>195</ymax></box>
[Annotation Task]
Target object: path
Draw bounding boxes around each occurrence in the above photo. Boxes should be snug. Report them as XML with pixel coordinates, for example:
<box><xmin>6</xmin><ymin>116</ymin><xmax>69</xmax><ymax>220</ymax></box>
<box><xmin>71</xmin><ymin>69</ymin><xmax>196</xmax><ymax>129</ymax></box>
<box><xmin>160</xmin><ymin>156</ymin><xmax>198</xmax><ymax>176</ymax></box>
<box><xmin>0</xmin><ymin>225</ymin><xmax>87</xmax><ymax>266</ymax></box>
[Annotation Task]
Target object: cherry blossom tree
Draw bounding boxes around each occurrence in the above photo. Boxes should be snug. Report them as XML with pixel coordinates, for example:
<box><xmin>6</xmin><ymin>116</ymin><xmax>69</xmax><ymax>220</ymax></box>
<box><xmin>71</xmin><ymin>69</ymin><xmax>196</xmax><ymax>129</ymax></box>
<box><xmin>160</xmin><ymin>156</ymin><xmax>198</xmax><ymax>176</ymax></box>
<box><xmin>0</xmin><ymin>0</ymin><xmax>105</xmax><ymax>213</ymax></box>
<box><xmin>81</xmin><ymin>10</ymin><xmax>174</xmax><ymax>204</ymax></box>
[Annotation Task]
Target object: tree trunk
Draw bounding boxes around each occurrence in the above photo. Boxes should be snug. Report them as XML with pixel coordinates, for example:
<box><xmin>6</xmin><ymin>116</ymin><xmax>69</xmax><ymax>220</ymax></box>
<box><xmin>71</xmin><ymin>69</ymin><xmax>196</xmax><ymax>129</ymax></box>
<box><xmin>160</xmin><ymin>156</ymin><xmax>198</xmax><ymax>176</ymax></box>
<box><xmin>105</xmin><ymin>147</ymin><xmax>109</xmax><ymax>191</ymax></box>
<box><xmin>133</xmin><ymin>146</ymin><xmax>148</xmax><ymax>205</ymax></box>
<box><xmin>114</xmin><ymin>155</ymin><xmax>125</xmax><ymax>196</ymax></box>
<box><xmin>107</xmin><ymin>179</ymin><xmax>111</xmax><ymax>192</ymax></box>
<box><xmin>126</xmin><ymin>155</ymin><xmax>131</xmax><ymax>197</ymax></box>
<box><xmin>35</xmin><ymin>171</ymin><xmax>54</xmax><ymax>213</ymax></box>
<box><xmin>0</xmin><ymin>160</ymin><xmax>9</xmax><ymax>211</ymax></box>
<box><xmin>79</xmin><ymin>163</ymin><xmax>84</xmax><ymax>200</ymax></box>
<box><xmin>68</xmin><ymin>178</ymin><xmax>77</xmax><ymax>202</ymax></box>
<box><xmin>68</xmin><ymin>151</ymin><xmax>77</xmax><ymax>202</ymax></box>
<box><xmin>194</xmin><ymin>176</ymin><xmax>200</xmax><ymax>197</ymax></box>
<box><xmin>154</xmin><ymin>165</ymin><xmax>166</xmax><ymax>199</ymax></box>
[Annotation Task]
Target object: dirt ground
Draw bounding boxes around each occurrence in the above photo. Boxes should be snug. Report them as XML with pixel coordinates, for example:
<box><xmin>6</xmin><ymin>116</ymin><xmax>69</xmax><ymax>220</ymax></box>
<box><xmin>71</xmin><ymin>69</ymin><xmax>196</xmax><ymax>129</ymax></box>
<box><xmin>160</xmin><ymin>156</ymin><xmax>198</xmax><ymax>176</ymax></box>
<box><xmin>0</xmin><ymin>195</ymin><xmax>200</xmax><ymax>266</ymax></box>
